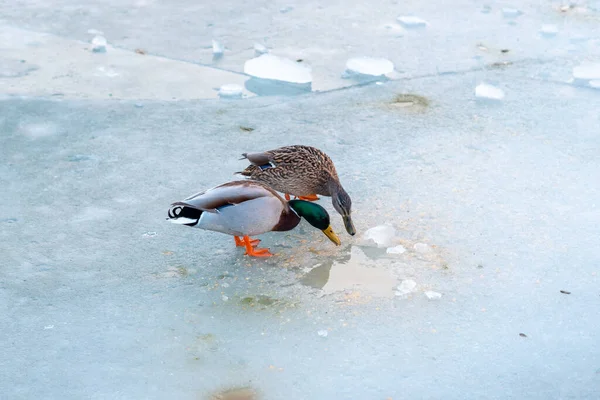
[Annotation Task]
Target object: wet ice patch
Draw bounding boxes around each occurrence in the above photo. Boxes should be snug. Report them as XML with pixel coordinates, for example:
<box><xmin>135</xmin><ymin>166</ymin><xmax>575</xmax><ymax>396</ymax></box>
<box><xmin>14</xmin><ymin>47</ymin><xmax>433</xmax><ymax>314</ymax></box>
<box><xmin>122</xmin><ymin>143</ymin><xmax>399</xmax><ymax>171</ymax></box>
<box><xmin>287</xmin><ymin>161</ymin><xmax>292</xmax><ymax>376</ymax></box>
<box><xmin>475</xmin><ymin>83</ymin><xmax>505</xmax><ymax>100</ymax></box>
<box><xmin>218</xmin><ymin>84</ymin><xmax>243</xmax><ymax>98</ymax></box>
<box><xmin>91</xmin><ymin>35</ymin><xmax>107</xmax><ymax>53</ymax></box>
<box><xmin>344</xmin><ymin>57</ymin><xmax>394</xmax><ymax>78</ymax></box>
<box><xmin>244</xmin><ymin>54</ymin><xmax>312</xmax><ymax>84</ymax></box>
<box><xmin>18</xmin><ymin>122</ymin><xmax>60</xmax><ymax>138</ymax></box>
<box><xmin>397</xmin><ymin>16</ymin><xmax>428</xmax><ymax>28</ymax></box>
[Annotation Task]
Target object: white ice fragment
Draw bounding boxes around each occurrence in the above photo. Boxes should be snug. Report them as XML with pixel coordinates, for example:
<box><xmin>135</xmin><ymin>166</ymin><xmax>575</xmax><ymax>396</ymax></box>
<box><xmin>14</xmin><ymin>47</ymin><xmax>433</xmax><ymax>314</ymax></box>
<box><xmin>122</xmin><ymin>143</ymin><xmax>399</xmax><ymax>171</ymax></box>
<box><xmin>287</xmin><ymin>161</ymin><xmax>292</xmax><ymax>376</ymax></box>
<box><xmin>589</xmin><ymin>80</ymin><xmax>600</xmax><ymax>89</ymax></box>
<box><xmin>221</xmin><ymin>295</ymin><xmax>229</xmax><ymax>302</ymax></box>
<box><xmin>397</xmin><ymin>16</ymin><xmax>428</xmax><ymax>28</ymax></box>
<box><xmin>540</xmin><ymin>24</ymin><xmax>558</xmax><ymax>37</ymax></box>
<box><xmin>573</xmin><ymin>63</ymin><xmax>600</xmax><ymax>80</ymax></box>
<box><xmin>134</xmin><ymin>103</ymin><xmax>144</xmax><ymax>108</ymax></box>
<box><xmin>386</xmin><ymin>245</ymin><xmax>406</xmax><ymax>254</ymax></box>
<box><xmin>91</xmin><ymin>35</ymin><xmax>107</xmax><ymax>53</ymax></box>
<box><xmin>87</xmin><ymin>29</ymin><xmax>104</xmax><ymax>35</ymax></box>
<box><xmin>244</xmin><ymin>54</ymin><xmax>312</xmax><ymax>84</ymax></box>
<box><xmin>317</xmin><ymin>329</ymin><xmax>328</xmax><ymax>337</ymax></box>
<box><xmin>413</xmin><ymin>243</ymin><xmax>430</xmax><ymax>253</ymax></box>
<box><xmin>502</xmin><ymin>8</ymin><xmax>522</xmax><ymax>18</ymax></box>
<box><xmin>395</xmin><ymin>279</ymin><xmax>417</xmax><ymax>296</ymax></box>
<box><xmin>363</xmin><ymin>224</ymin><xmax>397</xmax><ymax>248</ymax></box>
<box><xmin>424</xmin><ymin>291</ymin><xmax>442</xmax><ymax>300</ymax></box>
<box><xmin>218</xmin><ymin>84</ymin><xmax>244</xmax><ymax>98</ymax></box>
<box><xmin>475</xmin><ymin>83</ymin><xmax>505</xmax><ymax>100</ymax></box>
<box><xmin>345</xmin><ymin>57</ymin><xmax>394</xmax><ymax>77</ymax></box>
<box><xmin>44</xmin><ymin>325</ymin><xmax>55</xmax><ymax>330</ymax></box>
<box><xmin>142</xmin><ymin>231</ymin><xmax>157</xmax><ymax>237</ymax></box>
<box><xmin>212</xmin><ymin>40</ymin><xmax>224</xmax><ymax>55</ymax></box>
<box><xmin>254</xmin><ymin>43</ymin><xmax>269</xmax><ymax>56</ymax></box>
<box><xmin>381</xmin><ymin>23</ymin><xmax>405</xmax><ymax>37</ymax></box>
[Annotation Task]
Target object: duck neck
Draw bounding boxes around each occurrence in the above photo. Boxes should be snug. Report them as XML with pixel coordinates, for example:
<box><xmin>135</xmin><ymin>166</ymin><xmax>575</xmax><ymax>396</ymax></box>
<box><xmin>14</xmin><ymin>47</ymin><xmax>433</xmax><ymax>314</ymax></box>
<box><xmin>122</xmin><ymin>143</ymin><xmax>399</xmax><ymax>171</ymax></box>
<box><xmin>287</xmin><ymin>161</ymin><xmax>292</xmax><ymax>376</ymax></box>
<box><xmin>271</xmin><ymin>208</ymin><xmax>301</xmax><ymax>232</ymax></box>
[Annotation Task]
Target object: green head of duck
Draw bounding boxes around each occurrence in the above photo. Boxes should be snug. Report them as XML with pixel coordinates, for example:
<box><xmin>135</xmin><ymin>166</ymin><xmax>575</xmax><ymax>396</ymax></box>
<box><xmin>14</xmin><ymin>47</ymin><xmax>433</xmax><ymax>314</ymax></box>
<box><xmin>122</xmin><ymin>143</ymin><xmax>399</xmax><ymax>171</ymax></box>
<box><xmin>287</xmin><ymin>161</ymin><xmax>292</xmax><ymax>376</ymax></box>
<box><xmin>288</xmin><ymin>200</ymin><xmax>341</xmax><ymax>246</ymax></box>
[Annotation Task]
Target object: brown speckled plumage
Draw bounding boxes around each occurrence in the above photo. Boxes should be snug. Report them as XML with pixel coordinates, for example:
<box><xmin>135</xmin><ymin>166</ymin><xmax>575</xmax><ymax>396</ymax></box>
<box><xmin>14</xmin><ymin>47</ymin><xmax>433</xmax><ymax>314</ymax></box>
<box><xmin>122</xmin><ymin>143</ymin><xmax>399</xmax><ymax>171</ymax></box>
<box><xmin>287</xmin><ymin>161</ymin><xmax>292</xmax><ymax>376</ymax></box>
<box><xmin>238</xmin><ymin>145</ymin><xmax>340</xmax><ymax>196</ymax></box>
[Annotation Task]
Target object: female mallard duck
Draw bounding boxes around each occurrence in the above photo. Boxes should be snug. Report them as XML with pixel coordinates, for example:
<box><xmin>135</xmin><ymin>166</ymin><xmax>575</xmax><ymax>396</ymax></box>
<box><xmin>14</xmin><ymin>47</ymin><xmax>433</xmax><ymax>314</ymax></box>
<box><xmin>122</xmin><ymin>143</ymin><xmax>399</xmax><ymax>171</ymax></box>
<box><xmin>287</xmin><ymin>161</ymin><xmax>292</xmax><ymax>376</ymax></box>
<box><xmin>167</xmin><ymin>180</ymin><xmax>341</xmax><ymax>257</ymax></box>
<box><xmin>237</xmin><ymin>145</ymin><xmax>356</xmax><ymax>236</ymax></box>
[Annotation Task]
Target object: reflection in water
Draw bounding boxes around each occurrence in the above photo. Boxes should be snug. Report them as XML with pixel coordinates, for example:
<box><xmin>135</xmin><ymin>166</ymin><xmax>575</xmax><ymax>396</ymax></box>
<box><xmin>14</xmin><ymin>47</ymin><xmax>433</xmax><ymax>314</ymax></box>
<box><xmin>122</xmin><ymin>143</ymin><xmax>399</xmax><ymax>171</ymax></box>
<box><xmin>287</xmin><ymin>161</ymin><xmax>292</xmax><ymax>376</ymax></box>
<box><xmin>301</xmin><ymin>246</ymin><xmax>398</xmax><ymax>298</ymax></box>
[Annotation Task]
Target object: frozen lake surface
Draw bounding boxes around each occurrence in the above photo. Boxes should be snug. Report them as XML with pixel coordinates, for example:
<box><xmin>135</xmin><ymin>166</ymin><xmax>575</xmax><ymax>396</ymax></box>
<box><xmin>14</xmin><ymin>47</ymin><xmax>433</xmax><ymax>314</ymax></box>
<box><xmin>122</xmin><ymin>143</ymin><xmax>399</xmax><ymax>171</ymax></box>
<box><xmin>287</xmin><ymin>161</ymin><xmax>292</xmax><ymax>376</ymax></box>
<box><xmin>1</xmin><ymin>0</ymin><xmax>600</xmax><ymax>399</ymax></box>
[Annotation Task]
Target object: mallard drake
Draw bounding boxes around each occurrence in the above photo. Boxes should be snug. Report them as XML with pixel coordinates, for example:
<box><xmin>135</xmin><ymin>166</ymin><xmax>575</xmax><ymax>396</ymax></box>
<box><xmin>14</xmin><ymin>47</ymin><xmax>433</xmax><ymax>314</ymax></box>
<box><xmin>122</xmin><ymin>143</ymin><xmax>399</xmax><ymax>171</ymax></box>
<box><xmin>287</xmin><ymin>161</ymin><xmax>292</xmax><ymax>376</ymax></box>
<box><xmin>237</xmin><ymin>145</ymin><xmax>356</xmax><ymax>236</ymax></box>
<box><xmin>167</xmin><ymin>180</ymin><xmax>341</xmax><ymax>257</ymax></box>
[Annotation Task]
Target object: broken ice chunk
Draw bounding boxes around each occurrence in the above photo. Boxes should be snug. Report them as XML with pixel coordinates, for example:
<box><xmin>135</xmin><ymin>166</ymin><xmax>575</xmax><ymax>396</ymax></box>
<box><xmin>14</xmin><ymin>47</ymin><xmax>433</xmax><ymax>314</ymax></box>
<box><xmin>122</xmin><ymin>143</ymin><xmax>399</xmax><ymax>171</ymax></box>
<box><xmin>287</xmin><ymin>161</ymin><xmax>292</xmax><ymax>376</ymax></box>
<box><xmin>540</xmin><ymin>24</ymin><xmax>558</xmax><ymax>37</ymax></box>
<box><xmin>363</xmin><ymin>224</ymin><xmax>397</xmax><ymax>248</ymax></box>
<box><xmin>589</xmin><ymin>80</ymin><xmax>600</xmax><ymax>89</ymax></box>
<box><xmin>254</xmin><ymin>43</ymin><xmax>269</xmax><ymax>56</ymax></box>
<box><xmin>91</xmin><ymin>35</ymin><xmax>107</xmax><ymax>53</ymax></box>
<box><xmin>317</xmin><ymin>329</ymin><xmax>328</xmax><ymax>337</ymax></box>
<box><xmin>424</xmin><ymin>291</ymin><xmax>442</xmax><ymax>300</ymax></box>
<box><xmin>502</xmin><ymin>8</ymin><xmax>522</xmax><ymax>18</ymax></box>
<box><xmin>397</xmin><ymin>16</ymin><xmax>428</xmax><ymax>28</ymax></box>
<box><xmin>244</xmin><ymin>54</ymin><xmax>312</xmax><ymax>84</ymax></box>
<box><xmin>573</xmin><ymin>63</ymin><xmax>600</xmax><ymax>80</ymax></box>
<box><xmin>475</xmin><ymin>83</ymin><xmax>505</xmax><ymax>100</ymax></box>
<box><xmin>386</xmin><ymin>245</ymin><xmax>406</xmax><ymax>254</ymax></box>
<box><xmin>344</xmin><ymin>57</ymin><xmax>394</xmax><ymax>78</ymax></box>
<box><xmin>395</xmin><ymin>279</ymin><xmax>417</xmax><ymax>296</ymax></box>
<box><xmin>218</xmin><ymin>84</ymin><xmax>244</xmax><ymax>98</ymax></box>
<box><xmin>212</xmin><ymin>40</ymin><xmax>224</xmax><ymax>56</ymax></box>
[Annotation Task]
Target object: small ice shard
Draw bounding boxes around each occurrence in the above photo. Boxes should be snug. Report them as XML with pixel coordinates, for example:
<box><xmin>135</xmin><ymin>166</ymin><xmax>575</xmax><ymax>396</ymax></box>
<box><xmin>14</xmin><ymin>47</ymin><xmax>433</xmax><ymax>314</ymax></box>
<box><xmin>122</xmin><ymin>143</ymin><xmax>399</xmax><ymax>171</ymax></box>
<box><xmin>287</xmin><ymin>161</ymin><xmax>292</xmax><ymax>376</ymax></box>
<box><xmin>424</xmin><ymin>291</ymin><xmax>442</xmax><ymax>300</ymax></box>
<box><xmin>475</xmin><ymin>83</ymin><xmax>505</xmax><ymax>100</ymax></box>
<box><xmin>395</xmin><ymin>279</ymin><xmax>417</xmax><ymax>296</ymax></box>
<box><xmin>44</xmin><ymin>325</ymin><xmax>55</xmax><ymax>330</ymax></box>
<box><xmin>540</xmin><ymin>24</ymin><xmax>558</xmax><ymax>37</ymax></box>
<box><xmin>413</xmin><ymin>243</ymin><xmax>430</xmax><ymax>253</ymax></box>
<box><xmin>573</xmin><ymin>63</ymin><xmax>600</xmax><ymax>80</ymax></box>
<box><xmin>254</xmin><ymin>43</ymin><xmax>268</xmax><ymax>56</ymax></box>
<box><xmin>218</xmin><ymin>84</ymin><xmax>244</xmax><ymax>98</ymax></box>
<box><xmin>386</xmin><ymin>245</ymin><xmax>406</xmax><ymax>254</ymax></box>
<box><xmin>280</xmin><ymin>6</ymin><xmax>294</xmax><ymax>13</ymax></box>
<box><xmin>91</xmin><ymin>35</ymin><xmax>107</xmax><ymax>53</ymax></box>
<box><xmin>502</xmin><ymin>8</ymin><xmax>522</xmax><ymax>18</ymax></box>
<box><xmin>221</xmin><ymin>295</ymin><xmax>229</xmax><ymax>302</ymax></box>
<box><xmin>212</xmin><ymin>40</ymin><xmax>224</xmax><ymax>55</ymax></box>
<box><xmin>142</xmin><ymin>231</ymin><xmax>157</xmax><ymax>237</ymax></box>
<box><xmin>363</xmin><ymin>224</ymin><xmax>397</xmax><ymax>248</ymax></box>
<box><xmin>397</xmin><ymin>16</ymin><xmax>428</xmax><ymax>28</ymax></box>
<box><xmin>317</xmin><ymin>329</ymin><xmax>328</xmax><ymax>337</ymax></box>
<box><xmin>381</xmin><ymin>23</ymin><xmax>405</xmax><ymax>37</ymax></box>
<box><xmin>134</xmin><ymin>102</ymin><xmax>144</xmax><ymax>108</ymax></box>
<box><xmin>344</xmin><ymin>57</ymin><xmax>394</xmax><ymax>78</ymax></box>
<box><xmin>244</xmin><ymin>54</ymin><xmax>312</xmax><ymax>84</ymax></box>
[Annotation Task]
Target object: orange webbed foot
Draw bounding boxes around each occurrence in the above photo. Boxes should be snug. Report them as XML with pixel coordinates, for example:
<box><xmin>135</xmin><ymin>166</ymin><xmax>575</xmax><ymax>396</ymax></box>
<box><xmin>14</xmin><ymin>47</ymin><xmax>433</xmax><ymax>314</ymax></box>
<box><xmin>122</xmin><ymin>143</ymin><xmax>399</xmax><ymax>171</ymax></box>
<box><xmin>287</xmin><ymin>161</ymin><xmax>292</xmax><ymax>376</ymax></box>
<box><xmin>284</xmin><ymin>193</ymin><xmax>291</xmax><ymax>201</ymax></box>
<box><xmin>296</xmin><ymin>194</ymin><xmax>320</xmax><ymax>201</ymax></box>
<box><xmin>242</xmin><ymin>235</ymin><xmax>273</xmax><ymax>257</ymax></box>
<box><xmin>234</xmin><ymin>236</ymin><xmax>260</xmax><ymax>247</ymax></box>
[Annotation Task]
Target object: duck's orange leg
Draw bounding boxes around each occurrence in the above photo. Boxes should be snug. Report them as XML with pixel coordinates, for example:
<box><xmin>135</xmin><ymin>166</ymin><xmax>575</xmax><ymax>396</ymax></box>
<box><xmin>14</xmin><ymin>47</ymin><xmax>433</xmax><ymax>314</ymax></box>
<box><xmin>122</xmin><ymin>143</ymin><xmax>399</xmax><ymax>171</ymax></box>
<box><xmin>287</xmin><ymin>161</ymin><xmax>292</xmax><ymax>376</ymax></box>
<box><xmin>243</xmin><ymin>235</ymin><xmax>273</xmax><ymax>257</ymax></box>
<box><xmin>296</xmin><ymin>194</ymin><xmax>320</xmax><ymax>201</ymax></box>
<box><xmin>234</xmin><ymin>235</ymin><xmax>260</xmax><ymax>247</ymax></box>
<box><xmin>284</xmin><ymin>193</ymin><xmax>291</xmax><ymax>201</ymax></box>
